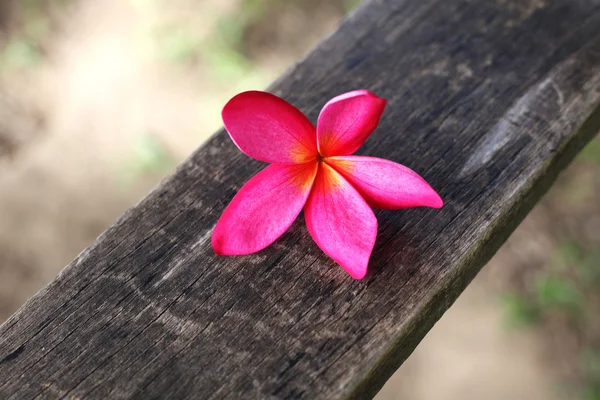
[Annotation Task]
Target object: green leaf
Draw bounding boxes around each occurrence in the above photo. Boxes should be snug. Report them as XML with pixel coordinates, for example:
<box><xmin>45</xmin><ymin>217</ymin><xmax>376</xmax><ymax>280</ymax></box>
<box><xmin>1</xmin><ymin>38</ymin><xmax>42</xmax><ymax>70</ymax></box>
<box><xmin>577</xmin><ymin>137</ymin><xmax>600</xmax><ymax>166</ymax></box>
<box><xmin>500</xmin><ymin>291</ymin><xmax>539</xmax><ymax>328</ymax></box>
<box><xmin>533</xmin><ymin>274</ymin><xmax>581</xmax><ymax>311</ymax></box>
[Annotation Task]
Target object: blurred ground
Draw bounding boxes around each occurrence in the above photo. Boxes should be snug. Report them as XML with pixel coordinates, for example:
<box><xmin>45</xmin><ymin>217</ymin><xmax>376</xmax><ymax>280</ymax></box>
<box><xmin>378</xmin><ymin>274</ymin><xmax>559</xmax><ymax>400</ymax></box>
<box><xmin>0</xmin><ymin>1</ymin><xmax>598</xmax><ymax>399</ymax></box>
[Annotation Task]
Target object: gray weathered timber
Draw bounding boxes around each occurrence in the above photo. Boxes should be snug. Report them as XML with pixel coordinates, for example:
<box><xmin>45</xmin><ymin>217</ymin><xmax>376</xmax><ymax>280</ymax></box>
<box><xmin>2</xmin><ymin>0</ymin><xmax>600</xmax><ymax>398</ymax></box>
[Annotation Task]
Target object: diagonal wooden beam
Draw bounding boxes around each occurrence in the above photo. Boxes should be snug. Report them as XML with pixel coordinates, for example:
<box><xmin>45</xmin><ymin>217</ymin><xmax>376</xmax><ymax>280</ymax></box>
<box><xmin>1</xmin><ymin>0</ymin><xmax>600</xmax><ymax>398</ymax></box>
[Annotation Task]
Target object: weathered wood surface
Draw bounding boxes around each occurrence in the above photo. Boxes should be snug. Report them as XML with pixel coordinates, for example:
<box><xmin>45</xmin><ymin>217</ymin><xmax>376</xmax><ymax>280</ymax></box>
<box><xmin>2</xmin><ymin>0</ymin><xmax>600</xmax><ymax>398</ymax></box>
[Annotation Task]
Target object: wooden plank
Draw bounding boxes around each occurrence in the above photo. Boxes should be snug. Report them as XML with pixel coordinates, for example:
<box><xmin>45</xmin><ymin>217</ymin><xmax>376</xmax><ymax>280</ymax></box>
<box><xmin>2</xmin><ymin>0</ymin><xmax>600</xmax><ymax>398</ymax></box>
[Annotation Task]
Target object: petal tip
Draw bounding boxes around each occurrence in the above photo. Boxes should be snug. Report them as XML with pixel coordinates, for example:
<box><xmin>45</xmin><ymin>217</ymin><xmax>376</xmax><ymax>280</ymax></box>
<box><xmin>212</xmin><ymin>223</ymin><xmax>242</xmax><ymax>256</ymax></box>
<box><xmin>428</xmin><ymin>191</ymin><xmax>444</xmax><ymax>209</ymax></box>
<box><xmin>221</xmin><ymin>90</ymin><xmax>264</xmax><ymax>128</ymax></box>
<box><xmin>337</xmin><ymin>256</ymin><xmax>369</xmax><ymax>280</ymax></box>
<box><xmin>211</xmin><ymin>230</ymin><xmax>226</xmax><ymax>256</ymax></box>
<box><xmin>348</xmin><ymin>267</ymin><xmax>368</xmax><ymax>280</ymax></box>
<box><xmin>358</xmin><ymin>89</ymin><xmax>387</xmax><ymax>107</ymax></box>
<box><xmin>429</xmin><ymin>193</ymin><xmax>444</xmax><ymax>209</ymax></box>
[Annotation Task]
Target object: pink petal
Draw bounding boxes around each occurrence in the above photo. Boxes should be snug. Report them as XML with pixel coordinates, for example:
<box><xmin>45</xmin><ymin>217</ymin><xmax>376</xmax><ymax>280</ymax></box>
<box><xmin>327</xmin><ymin>156</ymin><xmax>443</xmax><ymax>210</ymax></box>
<box><xmin>222</xmin><ymin>91</ymin><xmax>318</xmax><ymax>164</ymax></box>
<box><xmin>317</xmin><ymin>90</ymin><xmax>386</xmax><ymax>157</ymax></box>
<box><xmin>304</xmin><ymin>163</ymin><xmax>377</xmax><ymax>279</ymax></box>
<box><xmin>212</xmin><ymin>162</ymin><xmax>318</xmax><ymax>255</ymax></box>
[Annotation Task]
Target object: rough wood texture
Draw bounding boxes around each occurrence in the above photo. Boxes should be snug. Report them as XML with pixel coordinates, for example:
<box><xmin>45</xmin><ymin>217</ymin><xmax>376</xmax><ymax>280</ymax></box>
<box><xmin>2</xmin><ymin>0</ymin><xmax>600</xmax><ymax>398</ymax></box>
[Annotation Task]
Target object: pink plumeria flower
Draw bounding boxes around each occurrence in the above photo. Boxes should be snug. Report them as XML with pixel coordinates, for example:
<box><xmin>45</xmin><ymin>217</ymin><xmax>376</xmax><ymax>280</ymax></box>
<box><xmin>212</xmin><ymin>90</ymin><xmax>443</xmax><ymax>279</ymax></box>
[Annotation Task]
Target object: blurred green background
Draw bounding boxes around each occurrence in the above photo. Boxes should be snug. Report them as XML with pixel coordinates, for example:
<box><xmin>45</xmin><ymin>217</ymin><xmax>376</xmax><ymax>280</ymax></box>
<box><xmin>0</xmin><ymin>1</ymin><xmax>598</xmax><ymax>399</ymax></box>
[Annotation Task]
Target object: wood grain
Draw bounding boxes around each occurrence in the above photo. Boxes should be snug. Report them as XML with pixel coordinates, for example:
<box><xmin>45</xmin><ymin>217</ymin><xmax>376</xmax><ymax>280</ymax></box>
<box><xmin>2</xmin><ymin>0</ymin><xmax>600</xmax><ymax>398</ymax></box>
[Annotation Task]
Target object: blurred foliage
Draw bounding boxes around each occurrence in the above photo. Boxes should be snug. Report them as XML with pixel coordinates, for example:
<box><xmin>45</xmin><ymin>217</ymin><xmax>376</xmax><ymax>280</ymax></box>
<box><xmin>562</xmin><ymin>240</ymin><xmax>600</xmax><ymax>284</ymax></box>
<box><xmin>137</xmin><ymin>0</ymin><xmax>357</xmax><ymax>82</ymax></box>
<box><xmin>556</xmin><ymin>241</ymin><xmax>583</xmax><ymax>268</ymax></box>
<box><xmin>215</xmin><ymin>0</ymin><xmax>271</xmax><ymax>51</ymax></box>
<box><xmin>502</xmin><ymin>273</ymin><xmax>581</xmax><ymax>330</ymax></box>
<box><xmin>140</xmin><ymin>0</ymin><xmax>273</xmax><ymax>66</ymax></box>
<box><xmin>578</xmin><ymin>138</ymin><xmax>600</xmax><ymax>166</ymax></box>
<box><xmin>0</xmin><ymin>0</ymin><xmax>70</xmax><ymax>73</ymax></box>
<box><xmin>577</xmin><ymin>248</ymin><xmax>600</xmax><ymax>284</ymax></box>
<box><xmin>343</xmin><ymin>0</ymin><xmax>362</xmax><ymax>12</ymax></box>
<box><xmin>502</xmin><ymin>240</ymin><xmax>599</xmax><ymax>326</ymax></box>
<box><xmin>581</xmin><ymin>349</ymin><xmax>600</xmax><ymax>400</ymax></box>
<box><xmin>500</xmin><ymin>291</ymin><xmax>539</xmax><ymax>328</ymax></box>
<box><xmin>1</xmin><ymin>37</ymin><xmax>42</xmax><ymax>70</ymax></box>
<box><xmin>129</xmin><ymin>0</ymin><xmax>162</xmax><ymax>8</ymax></box>
<box><xmin>120</xmin><ymin>134</ymin><xmax>177</xmax><ymax>184</ymax></box>
<box><xmin>138</xmin><ymin>0</ymin><xmax>267</xmax><ymax>84</ymax></box>
<box><xmin>201</xmin><ymin>44</ymin><xmax>252</xmax><ymax>82</ymax></box>
<box><xmin>533</xmin><ymin>274</ymin><xmax>581</xmax><ymax>311</ymax></box>
<box><xmin>502</xmin><ymin>234</ymin><xmax>600</xmax><ymax>399</ymax></box>
<box><xmin>132</xmin><ymin>134</ymin><xmax>176</xmax><ymax>175</ymax></box>
<box><xmin>151</xmin><ymin>24</ymin><xmax>202</xmax><ymax>65</ymax></box>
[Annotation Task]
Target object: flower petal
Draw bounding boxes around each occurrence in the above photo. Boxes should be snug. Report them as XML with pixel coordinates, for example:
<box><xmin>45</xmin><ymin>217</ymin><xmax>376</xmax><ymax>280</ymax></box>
<box><xmin>212</xmin><ymin>162</ymin><xmax>318</xmax><ymax>255</ymax></box>
<box><xmin>317</xmin><ymin>90</ymin><xmax>386</xmax><ymax>157</ymax></box>
<box><xmin>304</xmin><ymin>163</ymin><xmax>377</xmax><ymax>279</ymax></box>
<box><xmin>327</xmin><ymin>156</ymin><xmax>443</xmax><ymax>209</ymax></box>
<box><xmin>222</xmin><ymin>91</ymin><xmax>318</xmax><ymax>164</ymax></box>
